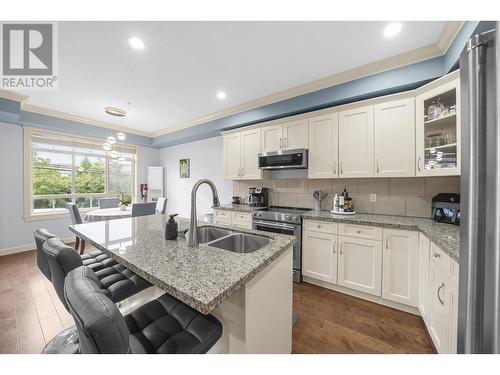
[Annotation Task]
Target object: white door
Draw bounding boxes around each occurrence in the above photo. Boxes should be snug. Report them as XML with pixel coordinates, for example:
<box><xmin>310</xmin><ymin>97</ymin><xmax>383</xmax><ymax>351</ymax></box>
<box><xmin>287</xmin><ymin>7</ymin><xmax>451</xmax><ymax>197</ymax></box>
<box><xmin>283</xmin><ymin>119</ymin><xmax>308</xmax><ymax>149</ymax></box>
<box><xmin>415</xmin><ymin>76</ymin><xmax>460</xmax><ymax>176</ymax></box>
<box><xmin>382</xmin><ymin>229</ymin><xmax>419</xmax><ymax>307</ymax></box>
<box><xmin>240</xmin><ymin>128</ymin><xmax>262</xmax><ymax>180</ymax></box>
<box><xmin>428</xmin><ymin>261</ymin><xmax>451</xmax><ymax>353</ymax></box>
<box><xmin>418</xmin><ymin>234</ymin><xmax>431</xmax><ymax>321</ymax></box>
<box><xmin>338</xmin><ymin>235</ymin><xmax>382</xmax><ymax>296</ymax></box>
<box><xmin>374</xmin><ymin>98</ymin><xmax>415</xmax><ymax>177</ymax></box>
<box><xmin>261</xmin><ymin>123</ymin><xmax>283</xmax><ymax>152</ymax></box>
<box><xmin>308</xmin><ymin>113</ymin><xmax>339</xmax><ymax>179</ymax></box>
<box><xmin>302</xmin><ymin>231</ymin><xmax>338</xmax><ymax>283</ymax></box>
<box><xmin>223</xmin><ymin>133</ymin><xmax>241</xmax><ymax>180</ymax></box>
<box><xmin>339</xmin><ymin>105</ymin><xmax>374</xmax><ymax>177</ymax></box>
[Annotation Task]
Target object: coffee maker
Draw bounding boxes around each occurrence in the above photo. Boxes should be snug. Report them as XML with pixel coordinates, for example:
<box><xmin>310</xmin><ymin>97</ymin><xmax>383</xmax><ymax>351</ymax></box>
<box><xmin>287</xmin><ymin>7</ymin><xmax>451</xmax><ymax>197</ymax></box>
<box><xmin>248</xmin><ymin>187</ymin><xmax>269</xmax><ymax>208</ymax></box>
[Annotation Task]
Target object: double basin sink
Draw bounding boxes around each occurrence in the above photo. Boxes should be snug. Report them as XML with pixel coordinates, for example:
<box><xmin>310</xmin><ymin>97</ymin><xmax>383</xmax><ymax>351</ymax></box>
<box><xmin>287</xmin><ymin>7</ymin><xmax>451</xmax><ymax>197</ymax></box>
<box><xmin>187</xmin><ymin>226</ymin><xmax>271</xmax><ymax>253</ymax></box>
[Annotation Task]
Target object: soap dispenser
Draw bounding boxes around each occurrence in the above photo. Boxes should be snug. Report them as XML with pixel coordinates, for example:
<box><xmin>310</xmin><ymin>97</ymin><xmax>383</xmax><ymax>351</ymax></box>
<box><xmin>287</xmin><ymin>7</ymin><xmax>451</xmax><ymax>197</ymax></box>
<box><xmin>165</xmin><ymin>213</ymin><xmax>179</xmax><ymax>240</ymax></box>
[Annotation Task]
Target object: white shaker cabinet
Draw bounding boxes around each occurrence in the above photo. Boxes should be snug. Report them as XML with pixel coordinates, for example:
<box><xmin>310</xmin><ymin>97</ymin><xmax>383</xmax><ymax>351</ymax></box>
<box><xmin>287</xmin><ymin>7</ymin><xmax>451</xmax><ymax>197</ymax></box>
<box><xmin>302</xmin><ymin>230</ymin><xmax>338</xmax><ymax>284</ymax></box>
<box><xmin>261</xmin><ymin>123</ymin><xmax>283</xmax><ymax>153</ymax></box>
<box><xmin>223</xmin><ymin>133</ymin><xmax>242</xmax><ymax>180</ymax></box>
<box><xmin>223</xmin><ymin>128</ymin><xmax>262</xmax><ymax>180</ymax></box>
<box><xmin>374</xmin><ymin>98</ymin><xmax>415</xmax><ymax>177</ymax></box>
<box><xmin>261</xmin><ymin>120</ymin><xmax>308</xmax><ymax>153</ymax></box>
<box><xmin>338</xmin><ymin>105</ymin><xmax>374</xmax><ymax>178</ymax></box>
<box><xmin>240</xmin><ymin>128</ymin><xmax>262</xmax><ymax>180</ymax></box>
<box><xmin>337</xmin><ymin>235</ymin><xmax>382</xmax><ymax>296</ymax></box>
<box><xmin>428</xmin><ymin>261</ymin><xmax>452</xmax><ymax>353</ymax></box>
<box><xmin>418</xmin><ymin>234</ymin><xmax>431</xmax><ymax>322</ymax></box>
<box><xmin>382</xmin><ymin>229</ymin><xmax>419</xmax><ymax>307</ymax></box>
<box><xmin>283</xmin><ymin>119</ymin><xmax>309</xmax><ymax>150</ymax></box>
<box><xmin>307</xmin><ymin>113</ymin><xmax>339</xmax><ymax>179</ymax></box>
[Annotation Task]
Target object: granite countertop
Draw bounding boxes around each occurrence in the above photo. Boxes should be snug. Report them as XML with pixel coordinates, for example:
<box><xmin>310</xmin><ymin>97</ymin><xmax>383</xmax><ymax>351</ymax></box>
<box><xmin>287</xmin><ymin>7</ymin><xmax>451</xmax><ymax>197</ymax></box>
<box><xmin>69</xmin><ymin>215</ymin><xmax>295</xmax><ymax>314</ymax></box>
<box><xmin>302</xmin><ymin>211</ymin><xmax>460</xmax><ymax>263</ymax></box>
<box><xmin>216</xmin><ymin>204</ymin><xmax>260</xmax><ymax>213</ymax></box>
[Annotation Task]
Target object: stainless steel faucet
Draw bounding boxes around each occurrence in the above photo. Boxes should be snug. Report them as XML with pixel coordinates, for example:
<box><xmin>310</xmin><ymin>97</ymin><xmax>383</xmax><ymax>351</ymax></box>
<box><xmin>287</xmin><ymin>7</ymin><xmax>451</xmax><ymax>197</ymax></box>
<box><xmin>188</xmin><ymin>179</ymin><xmax>220</xmax><ymax>248</ymax></box>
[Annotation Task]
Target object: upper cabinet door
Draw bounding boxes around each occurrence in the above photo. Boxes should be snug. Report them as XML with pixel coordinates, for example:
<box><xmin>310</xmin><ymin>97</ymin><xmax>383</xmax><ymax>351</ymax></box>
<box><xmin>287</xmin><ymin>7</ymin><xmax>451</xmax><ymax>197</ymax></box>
<box><xmin>415</xmin><ymin>77</ymin><xmax>460</xmax><ymax>176</ymax></box>
<box><xmin>283</xmin><ymin>119</ymin><xmax>308</xmax><ymax>150</ymax></box>
<box><xmin>339</xmin><ymin>105</ymin><xmax>374</xmax><ymax>178</ymax></box>
<box><xmin>240</xmin><ymin>128</ymin><xmax>262</xmax><ymax>180</ymax></box>
<box><xmin>308</xmin><ymin>113</ymin><xmax>338</xmax><ymax>179</ymax></box>
<box><xmin>374</xmin><ymin>98</ymin><xmax>415</xmax><ymax>177</ymax></box>
<box><xmin>223</xmin><ymin>133</ymin><xmax>242</xmax><ymax>180</ymax></box>
<box><xmin>261</xmin><ymin>123</ymin><xmax>283</xmax><ymax>153</ymax></box>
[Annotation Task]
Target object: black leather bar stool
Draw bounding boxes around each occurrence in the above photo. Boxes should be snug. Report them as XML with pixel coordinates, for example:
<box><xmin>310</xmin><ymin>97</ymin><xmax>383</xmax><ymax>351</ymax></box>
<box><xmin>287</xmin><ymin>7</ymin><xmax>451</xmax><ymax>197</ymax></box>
<box><xmin>34</xmin><ymin>229</ymin><xmax>118</xmax><ymax>280</ymax></box>
<box><xmin>43</xmin><ymin>238</ymin><xmax>151</xmax><ymax>310</ymax></box>
<box><xmin>34</xmin><ymin>232</ymin><xmax>151</xmax><ymax>354</ymax></box>
<box><xmin>65</xmin><ymin>266</ymin><xmax>223</xmax><ymax>354</ymax></box>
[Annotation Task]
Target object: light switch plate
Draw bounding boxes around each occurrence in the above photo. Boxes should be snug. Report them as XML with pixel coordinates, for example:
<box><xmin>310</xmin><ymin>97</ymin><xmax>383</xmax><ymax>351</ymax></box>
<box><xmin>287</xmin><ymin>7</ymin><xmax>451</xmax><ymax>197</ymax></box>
<box><xmin>370</xmin><ymin>194</ymin><xmax>377</xmax><ymax>203</ymax></box>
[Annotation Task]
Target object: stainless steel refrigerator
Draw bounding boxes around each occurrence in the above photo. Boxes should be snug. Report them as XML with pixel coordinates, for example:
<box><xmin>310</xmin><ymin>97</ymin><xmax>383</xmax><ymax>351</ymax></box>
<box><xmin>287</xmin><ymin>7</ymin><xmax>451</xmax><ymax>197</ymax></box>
<box><xmin>458</xmin><ymin>23</ymin><xmax>500</xmax><ymax>353</ymax></box>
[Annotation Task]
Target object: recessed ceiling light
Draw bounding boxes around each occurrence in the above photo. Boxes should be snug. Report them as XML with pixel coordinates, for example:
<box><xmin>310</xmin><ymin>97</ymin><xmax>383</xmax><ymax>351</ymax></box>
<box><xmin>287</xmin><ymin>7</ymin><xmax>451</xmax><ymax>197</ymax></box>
<box><xmin>216</xmin><ymin>91</ymin><xmax>227</xmax><ymax>100</ymax></box>
<box><xmin>128</xmin><ymin>37</ymin><xmax>145</xmax><ymax>50</ymax></box>
<box><xmin>384</xmin><ymin>22</ymin><xmax>402</xmax><ymax>38</ymax></box>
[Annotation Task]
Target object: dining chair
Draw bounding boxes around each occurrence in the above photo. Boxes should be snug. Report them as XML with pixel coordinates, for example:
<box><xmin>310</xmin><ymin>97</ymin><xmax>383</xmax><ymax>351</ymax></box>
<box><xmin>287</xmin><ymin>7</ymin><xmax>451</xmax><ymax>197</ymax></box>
<box><xmin>131</xmin><ymin>202</ymin><xmax>157</xmax><ymax>217</ymax></box>
<box><xmin>66</xmin><ymin>203</ymin><xmax>85</xmax><ymax>254</ymax></box>
<box><xmin>99</xmin><ymin>197</ymin><xmax>120</xmax><ymax>209</ymax></box>
<box><xmin>155</xmin><ymin>197</ymin><xmax>167</xmax><ymax>214</ymax></box>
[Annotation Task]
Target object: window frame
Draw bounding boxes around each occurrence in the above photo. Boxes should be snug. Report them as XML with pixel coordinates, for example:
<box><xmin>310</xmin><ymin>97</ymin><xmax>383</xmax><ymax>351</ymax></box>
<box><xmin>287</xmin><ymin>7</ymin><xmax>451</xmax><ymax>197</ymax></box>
<box><xmin>24</xmin><ymin>127</ymin><xmax>137</xmax><ymax>221</ymax></box>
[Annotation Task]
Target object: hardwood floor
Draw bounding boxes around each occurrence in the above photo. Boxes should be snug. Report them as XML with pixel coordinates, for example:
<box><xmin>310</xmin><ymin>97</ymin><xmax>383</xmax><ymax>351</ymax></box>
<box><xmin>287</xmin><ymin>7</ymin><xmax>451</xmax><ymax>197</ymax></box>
<box><xmin>0</xmin><ymin>246</ymin><xmax>434</xmax><ymax>354</ymax></box>
<box><xmin>292</xmin><ymin>282</ymin><xmax>435</xmax><ymax>354</ymax></box>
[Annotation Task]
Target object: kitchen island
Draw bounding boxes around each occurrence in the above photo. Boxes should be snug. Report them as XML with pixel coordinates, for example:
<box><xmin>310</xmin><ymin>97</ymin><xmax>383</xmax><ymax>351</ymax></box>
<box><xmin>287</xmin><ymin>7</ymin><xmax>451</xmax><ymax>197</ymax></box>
<box><xmin>69</xmin><ymin>215</ymin><xmax>295</xmax><ymax>354</ymax></box>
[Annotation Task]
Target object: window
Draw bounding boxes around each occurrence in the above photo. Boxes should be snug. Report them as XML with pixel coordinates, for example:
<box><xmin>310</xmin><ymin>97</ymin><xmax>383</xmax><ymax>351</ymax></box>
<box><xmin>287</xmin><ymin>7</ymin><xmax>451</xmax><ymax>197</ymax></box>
<box><xmin>24</xmin><ymin>128</ymin><xmax>136</xmax><ymax>219</ymax></box>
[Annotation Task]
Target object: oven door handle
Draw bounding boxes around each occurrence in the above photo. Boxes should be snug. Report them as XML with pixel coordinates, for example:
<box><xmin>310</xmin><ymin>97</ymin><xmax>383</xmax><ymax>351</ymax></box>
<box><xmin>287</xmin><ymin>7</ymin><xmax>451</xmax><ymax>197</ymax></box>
<box><xmin>252</xmin><ymin>220</ymin><xmax>298</xmax><ymax>231</ymax></box>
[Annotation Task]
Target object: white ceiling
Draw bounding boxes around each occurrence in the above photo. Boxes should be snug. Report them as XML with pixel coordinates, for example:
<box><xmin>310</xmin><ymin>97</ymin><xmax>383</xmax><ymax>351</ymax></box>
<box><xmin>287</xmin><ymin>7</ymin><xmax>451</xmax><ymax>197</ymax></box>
<box><xmin>18</xmin><ymin>21</ymin><xmax>448</xmax><ymax>134</ymax></box>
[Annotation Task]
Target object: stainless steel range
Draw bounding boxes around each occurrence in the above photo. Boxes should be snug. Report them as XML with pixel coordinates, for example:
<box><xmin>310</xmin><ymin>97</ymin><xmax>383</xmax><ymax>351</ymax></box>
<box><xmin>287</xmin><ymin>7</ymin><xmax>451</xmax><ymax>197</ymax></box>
<box><xmin>252</xmin><ymin>206</ymin><xmax>309</xmax><ymax>282</ymax></box>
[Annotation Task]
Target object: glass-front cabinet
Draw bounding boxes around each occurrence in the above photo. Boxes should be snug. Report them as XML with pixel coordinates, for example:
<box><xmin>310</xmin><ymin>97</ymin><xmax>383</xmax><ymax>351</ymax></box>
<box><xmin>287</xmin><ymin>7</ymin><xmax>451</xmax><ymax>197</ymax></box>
<box><xmin>415</xmin><ymin>72</ymin><xmax>460</xmax><ymax>176</ymax></box>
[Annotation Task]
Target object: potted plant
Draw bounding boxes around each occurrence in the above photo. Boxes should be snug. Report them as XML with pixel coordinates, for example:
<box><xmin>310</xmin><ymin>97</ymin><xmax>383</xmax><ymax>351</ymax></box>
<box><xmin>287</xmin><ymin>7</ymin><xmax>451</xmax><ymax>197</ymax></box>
<box><xmin>119</xmin><ymin>193</ymin><xmax>131</xmax><ymax>211</ymax></box>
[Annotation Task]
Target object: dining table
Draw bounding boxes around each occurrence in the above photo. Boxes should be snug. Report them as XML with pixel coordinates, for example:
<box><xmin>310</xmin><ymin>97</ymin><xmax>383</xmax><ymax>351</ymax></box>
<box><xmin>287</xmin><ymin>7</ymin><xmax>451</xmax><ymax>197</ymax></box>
<box><xmin>85</xmin><ymin>206</ymin><xmax>132</xmax><ymax>222</ymax></box>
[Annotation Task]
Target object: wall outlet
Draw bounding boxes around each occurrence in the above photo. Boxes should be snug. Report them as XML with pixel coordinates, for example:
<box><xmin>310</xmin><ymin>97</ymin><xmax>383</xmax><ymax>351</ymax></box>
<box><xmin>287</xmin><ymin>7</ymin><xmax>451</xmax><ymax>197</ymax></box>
<box><xmin>370</xmin><ymin>194</ymin><xmax>377</xmax><ymax>203</ymax></box>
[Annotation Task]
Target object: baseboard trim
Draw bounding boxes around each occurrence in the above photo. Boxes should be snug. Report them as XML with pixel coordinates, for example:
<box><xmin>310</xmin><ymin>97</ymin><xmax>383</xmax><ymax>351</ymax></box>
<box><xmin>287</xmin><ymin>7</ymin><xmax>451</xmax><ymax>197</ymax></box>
<box><xmin>0</xmin><ymin>237</ymin><xmax>75</xmax><ymax>257</ymax></box>
<box><xmin>302</xmin><ymin>276</ymin><xmax>420</xmax><ymax>316</ymax></box>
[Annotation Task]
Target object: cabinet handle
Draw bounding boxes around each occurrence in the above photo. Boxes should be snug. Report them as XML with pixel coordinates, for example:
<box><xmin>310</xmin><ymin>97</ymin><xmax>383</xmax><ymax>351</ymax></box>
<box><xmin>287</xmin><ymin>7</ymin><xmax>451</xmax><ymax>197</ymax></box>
<box><xmin>280</xmin><ymin>138</ymin><xmax>283</xmax><ymax>148</ymax></box>
<box><xmin>284</xmin><ymin>137</ymin><xmax>287</xmax><ymax>148</ymax></box>
<box><xmin>333</xmin><ymin>240</ymin><xmax>336</xmax><ymax>254</ymax></box>
<box><xmin>433</xmin><ymin>252</ymin><xmax>441</xmax><ymax>258</ymax></box>
<box><xmin>241</xmin><ymin>168</ymin><xmax>244</xmax><ymax>176</ymax></box>
<box><xmin>333</xmin><ymin>162</ymin><xmax>337</xmax><ymax>175</ymax></box>
<box><xmin>437</xmin><ymin>282</ymin><xmax>445</xmax><ymax>306</ymax></box>
<box><xmin>385</xmin><ymin>235</ymin><xmax>389</xmax><ymax>249</ymax></box>
<box><xmin>340</xmin><ymin>161</ymin><xmax>344</xmax><ymax>174</ymax></box>
<box><xmin>376</xmin><ymin>159</ymin><xmax>380</xmax><ymax>173</ymax></box>
<box><xmin>417</xmin><ymin>157</ymin><xmax>422</xmax><ymax>172</ymax></box>
<box><xmin>340</xmin><ymin>242</ymin><xmax>344</xmax><ymax>255</ymax></box>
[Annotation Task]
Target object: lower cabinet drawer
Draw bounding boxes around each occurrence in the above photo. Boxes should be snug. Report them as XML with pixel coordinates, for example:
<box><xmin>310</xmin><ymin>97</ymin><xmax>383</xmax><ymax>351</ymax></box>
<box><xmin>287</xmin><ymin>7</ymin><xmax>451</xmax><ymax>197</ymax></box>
<box><xmin>304</xmin><ymin>219</ymin><xmax>338</xmax><ymax>234</ymax></box>
<box><xmin>214</xmin><ymin>209</ymin><xmax>232</xmax><ymax>220</ymax></box>
<box><xmin>339</xmin><ymin>223</ymin><xmax>382</xmax><ymax>241</ymax></box>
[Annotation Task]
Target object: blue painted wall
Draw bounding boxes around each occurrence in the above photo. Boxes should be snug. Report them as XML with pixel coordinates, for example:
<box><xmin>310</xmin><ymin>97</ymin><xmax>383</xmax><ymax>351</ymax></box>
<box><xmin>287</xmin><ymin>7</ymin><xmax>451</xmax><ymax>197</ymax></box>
<box><xmin>0</xmin><ymin>21</ymin><xmax>493</xmax><ymax>149</ymax></box>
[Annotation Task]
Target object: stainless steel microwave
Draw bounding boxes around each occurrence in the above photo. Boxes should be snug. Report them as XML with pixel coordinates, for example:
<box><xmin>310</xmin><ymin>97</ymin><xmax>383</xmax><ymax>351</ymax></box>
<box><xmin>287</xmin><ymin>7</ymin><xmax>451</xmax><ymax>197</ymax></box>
<box><xmin>258</xmin><ymin>148</ymin><xmax>308</xmax><ymax>170</ymax></box>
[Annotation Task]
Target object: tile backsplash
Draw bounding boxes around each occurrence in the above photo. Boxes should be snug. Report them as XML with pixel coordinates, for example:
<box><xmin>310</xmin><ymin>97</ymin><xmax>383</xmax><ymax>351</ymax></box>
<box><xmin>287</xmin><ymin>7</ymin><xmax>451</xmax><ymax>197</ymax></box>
<box><xmin>232</xmin><ymin>176</ymin><xmax>460</xmax><ymax>218</ymax></box>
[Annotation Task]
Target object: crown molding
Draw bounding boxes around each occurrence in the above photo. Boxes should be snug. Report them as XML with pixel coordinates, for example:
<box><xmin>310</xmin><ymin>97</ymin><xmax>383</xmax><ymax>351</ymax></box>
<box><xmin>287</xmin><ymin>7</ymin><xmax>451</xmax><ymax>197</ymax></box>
<box><xmin>153</xmin><ymin>42</ymin><xmax>444</xmax><ymax>137</ymax></box>
<box><xmin>20</xmin><ymin>103</ymin><xmax>153</xmax><ymax>137</ymax></box>
<box><xmin>0</xmin><ymin>89</ymin><xmax>29</xmax><ymax>103</ymax></box>
<box><xmin>2</xmin><ymin>21</ymin><xmax>465</xmax><ymax>140</ymax></box>
<box><xmin>437</xmin><ymin>21</ymin><xmax>465</xmax><ymax>53</ymax></box>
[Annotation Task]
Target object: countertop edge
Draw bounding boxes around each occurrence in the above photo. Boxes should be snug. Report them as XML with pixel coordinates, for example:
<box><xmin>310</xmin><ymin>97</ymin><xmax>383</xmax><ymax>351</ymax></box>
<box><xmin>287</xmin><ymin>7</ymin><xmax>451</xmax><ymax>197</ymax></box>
<box><xmin>69</xmin><ymin>224</ymin><xmax>295</xmax><ymax>314</ymax></box>
<box><xmin>301</xmin><ymin>212</ymin><xmax>459</xmax><ymax>263</ymax></box>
